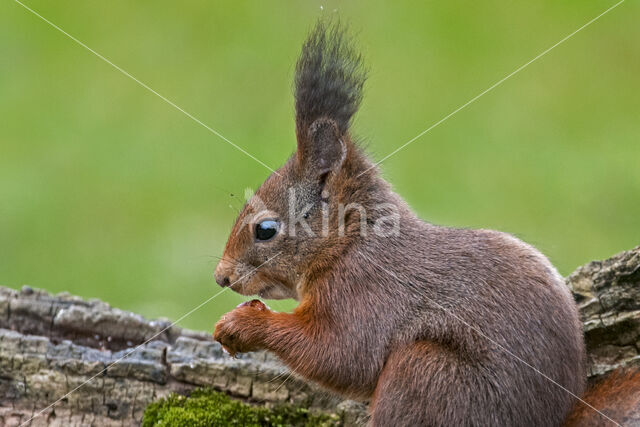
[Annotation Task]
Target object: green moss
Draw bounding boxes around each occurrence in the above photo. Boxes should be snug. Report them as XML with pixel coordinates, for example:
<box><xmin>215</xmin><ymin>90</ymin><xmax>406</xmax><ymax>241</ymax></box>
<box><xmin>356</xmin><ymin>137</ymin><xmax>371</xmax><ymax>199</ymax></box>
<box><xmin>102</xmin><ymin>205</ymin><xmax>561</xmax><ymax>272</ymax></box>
<box><xmin>142</xmin><ymin>388</ymin><xmax>340</xmax><ymax>427</ymax></box>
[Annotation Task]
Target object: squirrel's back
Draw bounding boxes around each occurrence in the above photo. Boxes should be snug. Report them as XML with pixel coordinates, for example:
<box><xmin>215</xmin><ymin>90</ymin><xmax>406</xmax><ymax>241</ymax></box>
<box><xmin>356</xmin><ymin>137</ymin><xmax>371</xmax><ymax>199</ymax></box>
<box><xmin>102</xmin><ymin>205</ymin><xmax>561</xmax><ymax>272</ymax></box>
<box><xmin>344</xmin><ymin>222</ymin><xmax>586</xmax><ymax>424</ymax></box>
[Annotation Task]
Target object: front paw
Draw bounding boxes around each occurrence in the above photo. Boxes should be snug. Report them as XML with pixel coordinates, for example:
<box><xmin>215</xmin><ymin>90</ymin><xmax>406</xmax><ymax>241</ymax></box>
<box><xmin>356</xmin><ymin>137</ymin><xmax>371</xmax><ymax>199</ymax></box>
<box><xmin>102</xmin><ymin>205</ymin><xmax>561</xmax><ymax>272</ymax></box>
<box><xmin>214</xmin><ymin>299</ymin><xmax>269</xmax><ymax>357</ymax></box>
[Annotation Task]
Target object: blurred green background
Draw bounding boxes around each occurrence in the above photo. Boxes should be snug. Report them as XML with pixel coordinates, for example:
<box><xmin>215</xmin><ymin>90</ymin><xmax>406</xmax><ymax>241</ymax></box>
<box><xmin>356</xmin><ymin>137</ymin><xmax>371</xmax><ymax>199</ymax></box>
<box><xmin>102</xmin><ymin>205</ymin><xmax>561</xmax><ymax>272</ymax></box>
<box><xmin>1</xmin><ymin>1</ymin><xmax>638</xmax><ymax>331</ymax></box>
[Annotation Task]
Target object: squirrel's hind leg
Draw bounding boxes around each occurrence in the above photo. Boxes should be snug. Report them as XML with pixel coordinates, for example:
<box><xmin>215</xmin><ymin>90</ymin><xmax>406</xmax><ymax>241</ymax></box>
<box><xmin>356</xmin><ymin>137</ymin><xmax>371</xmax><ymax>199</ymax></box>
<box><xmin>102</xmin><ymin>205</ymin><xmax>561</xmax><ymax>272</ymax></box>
<box><xmin>369</xmin><ymin>341</ymin><xmax>508</xmax><ymax>427</ymax></box>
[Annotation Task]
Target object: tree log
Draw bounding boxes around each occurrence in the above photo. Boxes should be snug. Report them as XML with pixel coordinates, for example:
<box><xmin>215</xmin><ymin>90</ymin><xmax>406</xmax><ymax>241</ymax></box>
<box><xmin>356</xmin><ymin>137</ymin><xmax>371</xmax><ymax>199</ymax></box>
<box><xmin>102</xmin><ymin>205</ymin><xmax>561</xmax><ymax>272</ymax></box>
<box><xmin>1</xmin><ymin>246</ymin><xmax>638</xmax><ymax>426</ymax></box>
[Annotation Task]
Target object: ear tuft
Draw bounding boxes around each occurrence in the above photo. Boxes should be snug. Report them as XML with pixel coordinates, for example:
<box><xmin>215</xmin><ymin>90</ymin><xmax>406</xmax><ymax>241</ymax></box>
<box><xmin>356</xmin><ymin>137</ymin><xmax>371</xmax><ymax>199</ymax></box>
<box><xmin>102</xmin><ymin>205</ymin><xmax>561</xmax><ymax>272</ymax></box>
<box><xmin>295</xmin><ymin>20</ymin><xmax>366</xmax><ymax>137</ymax></box>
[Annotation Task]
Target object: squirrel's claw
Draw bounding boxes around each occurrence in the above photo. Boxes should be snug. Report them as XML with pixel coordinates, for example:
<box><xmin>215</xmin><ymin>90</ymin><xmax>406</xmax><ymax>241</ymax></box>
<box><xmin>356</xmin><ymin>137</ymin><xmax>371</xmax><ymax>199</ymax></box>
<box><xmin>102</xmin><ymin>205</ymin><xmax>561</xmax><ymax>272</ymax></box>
<box><xmin>214</xmin><ymin>301</ymin><xmax>269</xmax><ymax>356</ymax></box>
<box><xmin>220</xmin><ymin>344</ymin><xmax>237</xmax><ymax>358</ymax></box>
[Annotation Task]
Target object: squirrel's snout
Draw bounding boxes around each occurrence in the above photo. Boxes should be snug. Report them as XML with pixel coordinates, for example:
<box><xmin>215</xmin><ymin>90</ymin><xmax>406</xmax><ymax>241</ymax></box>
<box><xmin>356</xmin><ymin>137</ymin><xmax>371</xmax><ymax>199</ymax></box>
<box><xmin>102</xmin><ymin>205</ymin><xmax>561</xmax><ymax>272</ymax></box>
<box><xmin>214</xmin><ymin>260</ymin><xmax>233</xmax><ymax>288</ymax></box>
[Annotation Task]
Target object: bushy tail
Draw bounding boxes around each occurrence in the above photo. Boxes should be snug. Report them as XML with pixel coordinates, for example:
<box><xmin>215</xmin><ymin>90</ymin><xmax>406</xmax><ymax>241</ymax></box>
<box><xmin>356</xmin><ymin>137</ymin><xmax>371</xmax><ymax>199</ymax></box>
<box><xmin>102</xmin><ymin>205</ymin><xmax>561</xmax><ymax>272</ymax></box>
<box><xmin>294</xmin><ymin>20</ymin><xmax>367</xmax><ymax>137</ymax></box>
<box><xmin>564</xmin><ymin>366</ymin><xmax>640</xmax><ymax>426</ymax></box>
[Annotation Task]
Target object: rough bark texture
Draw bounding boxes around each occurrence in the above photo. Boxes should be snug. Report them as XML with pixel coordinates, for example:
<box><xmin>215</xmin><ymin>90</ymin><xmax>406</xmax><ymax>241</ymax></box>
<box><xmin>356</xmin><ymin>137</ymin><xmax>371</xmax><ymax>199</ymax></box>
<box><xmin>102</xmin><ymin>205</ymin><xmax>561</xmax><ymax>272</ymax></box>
<box><xmin>567</xmin><ymin>246</ymin><xmax>640</xmax><ymax>377</ymax></box>
<box><xmin>0</xmin><ymin>246</ymin><xmax>638</xmax><ymax>426</ymax></box>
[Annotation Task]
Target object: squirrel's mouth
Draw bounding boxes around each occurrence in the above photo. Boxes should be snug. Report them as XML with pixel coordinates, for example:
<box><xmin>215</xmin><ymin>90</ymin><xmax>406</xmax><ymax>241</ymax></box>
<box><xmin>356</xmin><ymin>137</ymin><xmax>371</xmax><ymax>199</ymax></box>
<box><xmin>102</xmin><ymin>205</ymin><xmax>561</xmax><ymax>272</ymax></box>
<box><xmin>256</xmin><ymin>284</ymin><xmax>274</xmax><ymax>298</ymax></box>
<box><xmin>230</xmin><ymin>276</ymin><xmax>294</xmax><ymax>300</ymax></box>
<box><xmin>257</xmin><ymin>284</ymin><xmax>295</xmax><ymax>300</ymax></box>
<box><xmin>228</xmin><ymin>280</ymin><xmax>249</xmax><ymax>295</ymax></box>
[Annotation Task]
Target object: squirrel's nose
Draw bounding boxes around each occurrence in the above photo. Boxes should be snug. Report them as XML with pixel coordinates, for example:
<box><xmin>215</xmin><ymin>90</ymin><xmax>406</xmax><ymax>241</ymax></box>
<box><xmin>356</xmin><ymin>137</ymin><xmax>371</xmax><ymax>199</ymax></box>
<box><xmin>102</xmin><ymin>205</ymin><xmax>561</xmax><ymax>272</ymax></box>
<box><xmin>214</xmin><ymin>261</ymin><xmax>232</xmax><ymax>288</ymax></box>
<box><xmin>216</xmin><ymin>274</ymin><xmax>231</xmax><ymax>288</ymax></box>
<box><xmin>213</xmin><ymin>258</ymin><xmax>234</xmax><ymax>288</ymax></box>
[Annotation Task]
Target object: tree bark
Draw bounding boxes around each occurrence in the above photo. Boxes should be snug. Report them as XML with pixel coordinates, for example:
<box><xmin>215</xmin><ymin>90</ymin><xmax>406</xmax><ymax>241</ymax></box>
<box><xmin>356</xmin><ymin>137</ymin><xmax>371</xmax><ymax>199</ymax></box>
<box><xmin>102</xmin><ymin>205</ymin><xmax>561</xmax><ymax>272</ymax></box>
<box><xmin>1</xmin><ymin>246</ymin><xmax>638</xmax><ymax>426</ymax></box>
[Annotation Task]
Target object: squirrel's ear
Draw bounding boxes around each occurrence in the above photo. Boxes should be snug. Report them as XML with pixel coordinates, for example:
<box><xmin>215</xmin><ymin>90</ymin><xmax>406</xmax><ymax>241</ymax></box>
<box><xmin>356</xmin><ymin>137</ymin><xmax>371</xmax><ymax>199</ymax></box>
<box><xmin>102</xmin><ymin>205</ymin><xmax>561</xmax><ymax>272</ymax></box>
<box><xmin>297</xmin><ymin>118</ymin><xmax>346</xmax><ymax>178</ymax></box>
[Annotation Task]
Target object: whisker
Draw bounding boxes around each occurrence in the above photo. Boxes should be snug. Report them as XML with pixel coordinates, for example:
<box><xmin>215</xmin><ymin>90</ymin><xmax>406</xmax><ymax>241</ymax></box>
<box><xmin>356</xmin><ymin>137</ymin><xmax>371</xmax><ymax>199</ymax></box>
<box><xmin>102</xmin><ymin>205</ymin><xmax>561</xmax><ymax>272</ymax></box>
<box><xmin>191</xmin><ymin>254</ymin><xmax>223</xmax><ymax>261</ymax></box>
<box><xmin>274</xmin><ymin>371</ymin><xmax>295</xmax><ymax>394</ymax></box>
<box><xmin>267</xmin><ymin>370</ymin><xmax>290</xmax><ymax>384</ymax></box>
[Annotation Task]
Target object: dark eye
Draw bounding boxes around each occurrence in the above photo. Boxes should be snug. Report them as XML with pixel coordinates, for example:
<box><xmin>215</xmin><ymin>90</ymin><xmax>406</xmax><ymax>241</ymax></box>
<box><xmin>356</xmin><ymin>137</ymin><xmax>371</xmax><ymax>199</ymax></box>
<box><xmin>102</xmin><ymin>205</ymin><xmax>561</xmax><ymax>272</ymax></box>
<box><xmin>255</xmin><ymin>220</ymin><xmax>279</xmax><ymax>241</ymax></box>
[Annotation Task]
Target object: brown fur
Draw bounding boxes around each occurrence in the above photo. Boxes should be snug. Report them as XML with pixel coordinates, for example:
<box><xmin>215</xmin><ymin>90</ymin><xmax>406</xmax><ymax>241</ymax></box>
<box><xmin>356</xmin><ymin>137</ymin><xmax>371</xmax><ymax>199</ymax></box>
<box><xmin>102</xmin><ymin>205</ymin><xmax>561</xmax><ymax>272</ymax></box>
<box><xmin>565</xmin><ymin>367</ymin><xmax>640</xmax><ymax>426</ymax></box>
<box><xmin>214</xmin><ymin>21</ymin><xmax>588</xmax><ymax>425</ymax></box>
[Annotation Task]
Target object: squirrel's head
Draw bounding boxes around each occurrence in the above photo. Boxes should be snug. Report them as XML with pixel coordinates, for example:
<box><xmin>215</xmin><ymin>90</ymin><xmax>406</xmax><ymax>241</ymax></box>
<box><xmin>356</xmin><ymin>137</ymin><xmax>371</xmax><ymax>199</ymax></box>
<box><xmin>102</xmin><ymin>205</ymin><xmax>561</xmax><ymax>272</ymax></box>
<box><xmin>215</xmin><ymin>21</ymin><xmax>397</xmax><ymax>300</ymax></box>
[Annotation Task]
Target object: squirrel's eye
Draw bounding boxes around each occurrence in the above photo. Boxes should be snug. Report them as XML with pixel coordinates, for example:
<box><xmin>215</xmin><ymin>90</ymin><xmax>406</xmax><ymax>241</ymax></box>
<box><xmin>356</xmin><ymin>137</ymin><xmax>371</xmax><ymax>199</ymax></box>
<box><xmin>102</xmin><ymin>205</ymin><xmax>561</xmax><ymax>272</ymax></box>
<box><xmin>255</xmin><ymin>220</ymin><xmax>279</xmax><ymax>241</ymax></box>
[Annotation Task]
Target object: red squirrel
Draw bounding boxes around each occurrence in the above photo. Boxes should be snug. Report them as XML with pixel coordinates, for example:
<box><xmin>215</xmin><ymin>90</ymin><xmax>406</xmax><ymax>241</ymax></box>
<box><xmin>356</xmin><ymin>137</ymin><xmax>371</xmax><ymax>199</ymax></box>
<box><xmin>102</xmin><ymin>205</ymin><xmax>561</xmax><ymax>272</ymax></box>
<box><xmin>213</xmin><ymin>21</ymin><xmax>590</xmax><ymax>425</ymax></box>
